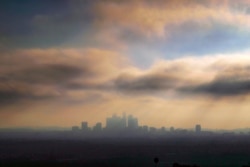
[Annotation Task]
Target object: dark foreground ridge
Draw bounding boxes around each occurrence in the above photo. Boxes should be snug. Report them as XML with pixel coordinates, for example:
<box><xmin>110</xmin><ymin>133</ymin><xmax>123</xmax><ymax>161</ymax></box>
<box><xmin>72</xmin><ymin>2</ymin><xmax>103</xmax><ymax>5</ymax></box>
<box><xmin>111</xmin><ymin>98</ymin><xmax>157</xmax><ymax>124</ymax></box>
<box><xmin>1</xmin><ymin>136</ymin><xmax>250</xmax><ymax>167</ymax></box>
<box><xmin>0</xmin><ymin>161</ymin><xmax>202</xmax><ymax>167</ymax></box>
<box><xmin>1</xmin><ymin>160</ymin><xmax>250</xmax><ymax>167</ymax></box>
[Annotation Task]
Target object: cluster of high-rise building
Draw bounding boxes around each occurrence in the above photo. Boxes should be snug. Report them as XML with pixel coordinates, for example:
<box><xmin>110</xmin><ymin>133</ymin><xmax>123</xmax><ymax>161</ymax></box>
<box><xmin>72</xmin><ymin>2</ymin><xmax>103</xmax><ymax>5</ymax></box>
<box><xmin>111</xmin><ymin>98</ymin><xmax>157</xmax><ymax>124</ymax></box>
<box><xmin>72</xmin><ymin>113</ymin><xmax>139</xmax><ymax>132</ymax></box>
<box><xmin>71</xmin><ymin>114</ymin><xmax>203</xmax><ymax>135</ymax></box>
<box><xmin>106</xmin><ymin>113</ymin><xmax>139</xmax><ymax>130</ymax></box>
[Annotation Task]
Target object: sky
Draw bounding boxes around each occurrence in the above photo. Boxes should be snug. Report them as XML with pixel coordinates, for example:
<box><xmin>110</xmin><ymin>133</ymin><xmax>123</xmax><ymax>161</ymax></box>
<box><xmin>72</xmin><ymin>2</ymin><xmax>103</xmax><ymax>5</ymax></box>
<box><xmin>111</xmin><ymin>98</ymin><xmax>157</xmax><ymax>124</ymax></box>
<box><xmin>1</xmin><ymin>0</ymin><xmax>250</xmax><ymax>129</ymax></box>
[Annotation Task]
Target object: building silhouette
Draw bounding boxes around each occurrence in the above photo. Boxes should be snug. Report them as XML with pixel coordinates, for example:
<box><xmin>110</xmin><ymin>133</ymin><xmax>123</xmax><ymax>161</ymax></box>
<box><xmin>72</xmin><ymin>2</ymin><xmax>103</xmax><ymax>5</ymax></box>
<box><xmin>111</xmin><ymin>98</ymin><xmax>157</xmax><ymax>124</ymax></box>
<box><xmin>81</xmin><ymin>122</ymin><xmax>89</xmax><ymax>131</ymax></box>
<box><xmin>195</xmin><ymin>124</ymin><xmax>201</xmax><ymax>133</ymax></box>
<box><xmin>71</xmin><ymin>114</ymin><xmax>209</xmax><ymax>138</ymax></box>
<box><xmin>93</xmin><ymin>122</ymin><xmax>102</xmax><ymax>132</ymax></box>
<box><xmin>127</xmin><ymin>115</ymin><xmax>138</xmax><ymax>130</ymax></box>
<box><xmin>106</xmin><ymin>114</ymin><xmax>126</xmax><ymax>131</ymax></box>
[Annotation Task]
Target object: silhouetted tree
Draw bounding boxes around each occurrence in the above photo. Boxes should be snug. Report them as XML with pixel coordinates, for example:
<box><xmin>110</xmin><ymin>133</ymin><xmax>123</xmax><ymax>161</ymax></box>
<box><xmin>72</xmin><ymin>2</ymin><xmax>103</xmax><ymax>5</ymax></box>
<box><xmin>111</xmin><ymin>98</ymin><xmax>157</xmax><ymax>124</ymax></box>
<box><xmin>154</xmin><ymin>157</ymin><xmax>159</xmax><ymax>167</ymax></box>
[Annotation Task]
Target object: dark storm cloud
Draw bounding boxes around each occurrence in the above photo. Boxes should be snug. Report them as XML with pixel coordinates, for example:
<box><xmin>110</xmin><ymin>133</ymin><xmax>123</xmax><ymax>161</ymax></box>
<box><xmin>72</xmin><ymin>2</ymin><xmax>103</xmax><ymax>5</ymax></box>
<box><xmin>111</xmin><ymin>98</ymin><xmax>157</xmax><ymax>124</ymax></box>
<box><xmin>11</xmin><ymin>64</ymin><xmax>85</xmax><ymax>85</ymax></box>
<box><xmin>177</xmin><ymin>63</ymin><xmax>250</xmax><ymax>97</ymax></box>
<box><xmin>0</xmin><ymin>47</ymin><xmax>128</xmax><ymax>107</ymax></box>
<box><xmin>0</xmin><ymin>63</ymin><xmax>89</xmax><ymax>106</ymax></box>
<box><xmin>63</xmin><ymin>82</ymin><xmax>104</xmax><ymax>90</ymax></box>
<box><xmin>111</xmin><ymin>61</ymin><xmax>250</xmax><ymax>98</ymax></box>
<box><xmin>114</xmin><ymin>73</ymin><xmax>179</xmax><ymax>92</ymax></box>
<box><xmin>114</xmin><ymin>72</ymin><xmax>250</xmax><ymax>97</ymax></box>
<box><xmin>0</xmin><ymin>89</ymin><xmax>55</xmax><ymax>106</ymax></box>
<box><xmin>181</xmin><ymin>78</ymin><xmax>250</xmax><ymax>97</ymax></box>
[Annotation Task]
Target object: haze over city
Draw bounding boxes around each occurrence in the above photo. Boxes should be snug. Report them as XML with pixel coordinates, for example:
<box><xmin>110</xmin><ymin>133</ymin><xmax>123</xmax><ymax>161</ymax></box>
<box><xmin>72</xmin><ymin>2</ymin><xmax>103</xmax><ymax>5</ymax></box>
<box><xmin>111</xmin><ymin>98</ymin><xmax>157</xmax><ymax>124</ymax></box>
<box><xmin>1</xmin><ymin>0</ymin><xmax>250</xmax><ymax>130</ymax></box>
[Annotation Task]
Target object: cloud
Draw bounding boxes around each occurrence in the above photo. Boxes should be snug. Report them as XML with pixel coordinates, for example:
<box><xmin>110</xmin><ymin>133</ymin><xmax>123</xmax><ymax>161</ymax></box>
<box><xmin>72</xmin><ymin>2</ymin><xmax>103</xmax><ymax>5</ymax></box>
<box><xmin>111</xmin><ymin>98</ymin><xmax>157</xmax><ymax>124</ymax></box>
<box><xmin>8</xmin><ymin>64</ymin><xmax>84</xmax><ymax>85</ymax></box>
<box><xmin>94</xmin><ymin>0</ymin><xmax>250</xmax><ymax>38</ymax></box>
<box><xmin>112</xmin><ymin>63</ymin><xmax>189</xmax><ymax>93</ymax></box>
<box><xmin>110</xmin><ymin>53</ymin><xmax>250</xmax><ymax>98</ymax></box>
<box><xmin>2</xmin><ymin>0</ymin><xmax>250</xmax><ymax>57</ymax></box>
<box><xmin>114</xmin><ymin>73</ymin><xmax>177</xmax><ymax>92</ymax></box>
<box><xmin>182</xmin><ymin>78</ymin><xmax>250</xmax><ymax>97</ymax></box>
<box><xmin>180</xmin><ymin>62</ymin><xmax>250</xmax><ymax>97</ymax></box>
<box><xmin>0</xmin><ymin>48</ymin><xmax>128</xmax><ymax>106</ymax></box>
<box><xmin>0</xmin><ymin>48</ymin><xmax>128</xmax><ymax>78</ymax></box>
<box><xmin>0</xmin><ymin>0</ymin><xmax>95</xmax><ymax>48</ymax></box>
<box><xmin>108</xmin><ymin>56</ymin><xmax>212</xmax><ymax>93</ymax></box>
<box><xmin>1</xmin><ymin>47</ymin><xmax>250</xmax><ymax>109</ymax></box>
<box><xmin>0</xmin><ymin>90</ymin><xmax>56</xmax><ymax>106</ymax></box>
<box><xmin>73</xmin><ymin>0</ymin><xmax>250</xmax><ymax>60</ymax></box>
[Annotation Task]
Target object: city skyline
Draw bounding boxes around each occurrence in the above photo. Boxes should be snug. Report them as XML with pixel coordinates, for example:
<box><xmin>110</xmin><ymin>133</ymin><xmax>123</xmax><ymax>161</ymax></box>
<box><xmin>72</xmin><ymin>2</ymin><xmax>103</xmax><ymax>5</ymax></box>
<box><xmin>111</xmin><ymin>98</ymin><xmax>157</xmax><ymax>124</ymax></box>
<box><xmin>1</xmin><ymin>0</ymin><xmax>250</xmax><ymax>129</ymax></box>
<box><xmin>71</xmin><ymin>113</ymin><xmax>203</xmax><ymax>134</ymax></box>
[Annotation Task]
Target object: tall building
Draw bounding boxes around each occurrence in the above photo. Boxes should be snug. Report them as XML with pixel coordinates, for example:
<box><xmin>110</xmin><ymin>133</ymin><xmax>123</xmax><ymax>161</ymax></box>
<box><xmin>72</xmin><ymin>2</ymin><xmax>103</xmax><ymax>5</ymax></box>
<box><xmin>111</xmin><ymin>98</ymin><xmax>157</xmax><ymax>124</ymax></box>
<box><xmin>106</xmin><ymin>114</ymin><xmax>126</xmax><ymax>130</ymax></box>
<box><xmin>81</xmin><ymin>122</ymin><xmax>88</xmax><ymax>131</ymax></box>
<box><xmin>195</xmin><ymin>124</ymin><xmax>201</xmax><ymax>133</ymax></box>
<box><xmin>127</xmin><ymin>115</ymin><xmax>138</xmax><ymax>129</ymax></box>
<box><xmin>93</xmin><ymin>122</ymin><xmax>102</xmax><ymax>132</ymax></box>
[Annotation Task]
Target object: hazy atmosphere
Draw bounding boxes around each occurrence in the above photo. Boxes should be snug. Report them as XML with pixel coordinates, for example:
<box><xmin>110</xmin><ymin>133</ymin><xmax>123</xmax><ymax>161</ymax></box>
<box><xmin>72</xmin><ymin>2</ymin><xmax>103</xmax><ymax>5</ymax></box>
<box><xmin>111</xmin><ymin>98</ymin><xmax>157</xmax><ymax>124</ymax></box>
<box><xmin>1</xmin><ymin>0</ymin><xmax>250</xmax><ymax>129</ymax></box>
